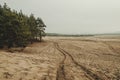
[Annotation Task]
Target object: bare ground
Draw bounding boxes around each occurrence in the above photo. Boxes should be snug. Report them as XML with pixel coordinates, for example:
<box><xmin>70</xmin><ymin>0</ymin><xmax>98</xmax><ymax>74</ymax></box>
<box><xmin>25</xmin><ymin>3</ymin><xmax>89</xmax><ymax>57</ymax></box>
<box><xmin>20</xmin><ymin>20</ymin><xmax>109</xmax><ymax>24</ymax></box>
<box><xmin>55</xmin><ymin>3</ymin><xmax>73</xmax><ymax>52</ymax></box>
<box><xmin>0</xmin><ymin>36</ymin><xmax>120</xmax><ymax>80</ymax></box>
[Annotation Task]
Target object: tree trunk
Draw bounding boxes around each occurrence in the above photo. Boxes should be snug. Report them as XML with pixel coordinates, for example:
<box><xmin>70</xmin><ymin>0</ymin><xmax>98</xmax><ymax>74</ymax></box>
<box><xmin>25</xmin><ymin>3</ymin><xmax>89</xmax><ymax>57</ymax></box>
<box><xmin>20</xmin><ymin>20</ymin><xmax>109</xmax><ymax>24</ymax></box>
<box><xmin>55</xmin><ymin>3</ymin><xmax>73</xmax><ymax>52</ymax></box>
<box><xmin>40</xmin><ymin>31</ymin><xmax>42</xmax><ymax>42</ymax></box>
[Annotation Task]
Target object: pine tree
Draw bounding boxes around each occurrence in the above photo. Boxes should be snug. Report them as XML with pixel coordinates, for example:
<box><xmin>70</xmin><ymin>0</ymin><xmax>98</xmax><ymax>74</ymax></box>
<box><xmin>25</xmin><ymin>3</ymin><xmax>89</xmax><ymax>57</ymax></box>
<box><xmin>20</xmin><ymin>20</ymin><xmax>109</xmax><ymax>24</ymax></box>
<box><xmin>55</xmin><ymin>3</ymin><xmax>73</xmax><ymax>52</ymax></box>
<box><xmin>36</xmin><ymin>17</ymin><xmax>46</xmax><ymax>42</ymax></box>
<box><xmin>0</xmin><ymin>3</ymin><xmax>46</xmax><ymax>48</ymax></box>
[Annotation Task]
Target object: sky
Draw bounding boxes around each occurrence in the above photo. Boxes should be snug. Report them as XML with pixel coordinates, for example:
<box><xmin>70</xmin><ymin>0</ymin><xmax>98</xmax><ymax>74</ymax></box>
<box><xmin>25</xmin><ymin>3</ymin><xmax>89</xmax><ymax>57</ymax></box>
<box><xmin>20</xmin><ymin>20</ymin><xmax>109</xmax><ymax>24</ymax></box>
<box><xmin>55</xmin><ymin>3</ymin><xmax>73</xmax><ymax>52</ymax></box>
<box><xmin>0</xmin><ymin>0</ymin><xmax>120</xmax><ymax>34</ymax></box>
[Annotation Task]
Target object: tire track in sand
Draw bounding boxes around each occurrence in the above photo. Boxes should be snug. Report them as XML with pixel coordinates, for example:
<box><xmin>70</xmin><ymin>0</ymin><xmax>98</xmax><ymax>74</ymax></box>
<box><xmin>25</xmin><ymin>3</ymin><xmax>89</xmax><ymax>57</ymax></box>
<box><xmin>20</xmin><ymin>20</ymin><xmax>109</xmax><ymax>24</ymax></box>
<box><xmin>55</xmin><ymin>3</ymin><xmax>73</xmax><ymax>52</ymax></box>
<box><xmin>54</xmin><ymin>42</ymin><xmax>109</xmax><ymax>80</ymax></box>
<box><xmin>54</xmin><ymin>42</ymin><xmax>66</xmax><ymax>80</ymax></box>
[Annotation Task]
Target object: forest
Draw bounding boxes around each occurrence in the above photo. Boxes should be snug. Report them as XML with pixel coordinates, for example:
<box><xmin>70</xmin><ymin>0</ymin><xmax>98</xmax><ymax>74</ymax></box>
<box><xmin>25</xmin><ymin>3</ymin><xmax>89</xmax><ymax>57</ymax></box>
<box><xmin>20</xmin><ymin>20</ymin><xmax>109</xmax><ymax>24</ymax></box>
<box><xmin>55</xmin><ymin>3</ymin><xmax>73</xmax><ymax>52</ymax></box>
<box><xmin>0</xmin><ymin>3</ymin><xmax>46</xmax><ymax>48</ymax></box>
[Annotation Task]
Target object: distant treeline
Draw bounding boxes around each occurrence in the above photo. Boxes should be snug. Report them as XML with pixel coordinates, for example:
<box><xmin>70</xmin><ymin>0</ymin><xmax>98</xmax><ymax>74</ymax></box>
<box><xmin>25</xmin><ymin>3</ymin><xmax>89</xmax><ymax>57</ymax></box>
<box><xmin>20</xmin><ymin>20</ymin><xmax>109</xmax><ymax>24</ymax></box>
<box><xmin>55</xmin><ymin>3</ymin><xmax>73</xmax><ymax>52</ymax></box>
<box><xmin>0</xmin><ymin>3</ymin><xmax>46</xmax><ymax>48</ymax></box>
<box><xmin>46</xmin><ymin>33</ymin><xmax>94</xmax><ymax>37</ymax></box>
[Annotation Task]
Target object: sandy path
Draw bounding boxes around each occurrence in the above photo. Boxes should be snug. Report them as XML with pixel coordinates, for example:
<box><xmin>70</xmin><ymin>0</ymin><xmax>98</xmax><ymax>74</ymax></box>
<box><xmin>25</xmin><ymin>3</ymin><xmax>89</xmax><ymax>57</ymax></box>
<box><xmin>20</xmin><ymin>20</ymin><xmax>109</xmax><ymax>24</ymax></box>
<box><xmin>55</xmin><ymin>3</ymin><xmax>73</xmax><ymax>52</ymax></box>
<box><xmin>58</xmin><ymin>38</ymin><xmax>120</xmax><ymax>80</ymax></box>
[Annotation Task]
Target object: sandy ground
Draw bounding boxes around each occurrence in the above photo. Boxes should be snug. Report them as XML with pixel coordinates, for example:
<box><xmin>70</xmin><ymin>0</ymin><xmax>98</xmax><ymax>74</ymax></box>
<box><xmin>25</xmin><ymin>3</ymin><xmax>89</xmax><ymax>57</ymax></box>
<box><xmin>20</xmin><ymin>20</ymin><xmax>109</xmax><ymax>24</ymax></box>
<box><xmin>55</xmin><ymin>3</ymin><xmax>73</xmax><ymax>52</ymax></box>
<box><xmin>0</xmin><ymin>36</ymin><xmax>120</xmax><ymax>80</ymax></box>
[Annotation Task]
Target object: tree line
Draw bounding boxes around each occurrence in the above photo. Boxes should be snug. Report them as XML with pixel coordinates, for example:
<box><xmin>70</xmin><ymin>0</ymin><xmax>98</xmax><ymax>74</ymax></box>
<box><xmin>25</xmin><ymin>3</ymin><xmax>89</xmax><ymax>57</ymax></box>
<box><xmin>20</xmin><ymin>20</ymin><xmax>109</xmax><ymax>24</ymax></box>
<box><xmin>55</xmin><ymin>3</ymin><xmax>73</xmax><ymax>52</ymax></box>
<box><xmin>0</xmin><ymin>3</ymin><xmax>46</xmax><ymax>48</ymax></box>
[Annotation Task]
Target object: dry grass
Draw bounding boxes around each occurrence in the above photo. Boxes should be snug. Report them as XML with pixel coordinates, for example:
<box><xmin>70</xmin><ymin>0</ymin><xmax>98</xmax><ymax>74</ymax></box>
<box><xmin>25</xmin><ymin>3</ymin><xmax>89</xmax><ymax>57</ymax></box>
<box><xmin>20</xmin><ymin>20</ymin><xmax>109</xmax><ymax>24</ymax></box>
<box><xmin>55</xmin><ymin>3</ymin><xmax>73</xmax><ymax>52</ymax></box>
<box><xmin>0</xmin><ymin>36</ymin><xmax>120</xmax><ymax>80</ymax></box>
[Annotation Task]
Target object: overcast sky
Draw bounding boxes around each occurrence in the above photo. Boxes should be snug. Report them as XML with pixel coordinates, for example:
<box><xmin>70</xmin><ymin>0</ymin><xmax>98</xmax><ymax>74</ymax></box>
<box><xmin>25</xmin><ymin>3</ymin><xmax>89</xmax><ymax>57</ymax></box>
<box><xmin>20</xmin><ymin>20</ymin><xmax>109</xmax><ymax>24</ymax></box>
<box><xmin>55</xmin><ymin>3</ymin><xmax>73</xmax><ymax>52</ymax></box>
<box><xmin>0</xmin><ymin>0</ymin><xmax>120</xmax><ymax>34</ymax></box>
